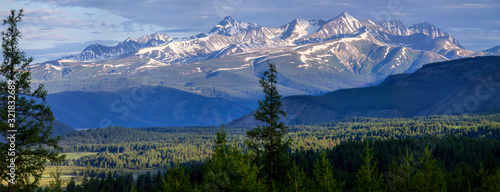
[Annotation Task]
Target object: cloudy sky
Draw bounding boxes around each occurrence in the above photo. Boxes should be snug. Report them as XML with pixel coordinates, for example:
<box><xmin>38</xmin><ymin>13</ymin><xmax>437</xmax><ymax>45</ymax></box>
<box><xmin>1</xmin><ymin>0</ymin><xmax>499</xmax><ymax>63</ymax></box>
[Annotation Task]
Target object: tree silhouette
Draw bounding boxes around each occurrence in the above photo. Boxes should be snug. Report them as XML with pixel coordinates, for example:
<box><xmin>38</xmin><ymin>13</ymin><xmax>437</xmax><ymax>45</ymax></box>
<box><xmin>0</xmin><ymin>9</ymin><xmax>64</xmax><ymax>191</ymax></box>
<box><xmin>246</xmin><ymin>60</ymin><xmax>291</xmax><ymax>189</ymax></box>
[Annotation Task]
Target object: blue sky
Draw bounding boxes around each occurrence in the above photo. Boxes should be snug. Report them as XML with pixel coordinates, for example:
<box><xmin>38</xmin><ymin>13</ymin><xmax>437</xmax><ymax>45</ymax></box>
<box><xmin>1</xmin><ymin>0</ymin><xmax>499</xmax><ymax>63</ymax></box>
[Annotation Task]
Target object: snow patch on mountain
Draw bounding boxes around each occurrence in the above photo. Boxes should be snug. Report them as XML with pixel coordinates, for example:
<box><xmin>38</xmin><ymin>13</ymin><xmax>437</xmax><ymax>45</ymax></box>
<box><xmin>213</xmin><ymin>63</ymin><xmax>252</xmax><ymax>72</ymax></box>
<box><xmin>136</xmin><ymin>58</ymin><xmax>170</xmax><ymax>70</ymax></box>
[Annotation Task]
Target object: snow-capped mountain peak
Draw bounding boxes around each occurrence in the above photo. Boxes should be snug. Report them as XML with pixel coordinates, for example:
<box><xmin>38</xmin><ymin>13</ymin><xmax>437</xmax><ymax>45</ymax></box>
<box><xmin>124</xmin><ymin>37</ymin><xmax>136</xmax><ymax>43</ymax></box>
<box><xmin>135</xmin><ymin>32</ymin><xmax>170</xmax><ymax>44</ymax></box>
<box><xmin>329</xmin><ymin>12</ymin><xmax>363</xmax><ymax>32</ymax></box>
<box><xmin>337</xmin><ymin>12</ymin><xmax>355</xmax><ymax>20</ymax></box>
<box><xmin>61</xmin><ymin>32</ymin><xmax>171</xmax><ymax>61</ymax></box>
<box><xmin>376</xmin><ymin>20</ymin><xmax>411</xmax><ymax>36</ymax></box>
<box><xmin>54</xmin><ymin>12</ymin><xmax>495</xmax><ymax>64</ymax></box>
<box><xmin>279</xmin><ymin>18</ymin><xmax>324</xmax><ymax>42</ymax></box>
<box><xmin>301</xmin><ymin>12</ymin><xmax>363</xmax><ymax>41</ymax></box>
<box><xmin>208</xmin><ymin>16</ymin><xmax>259</xmax><ymax>36</ymax></box>
<box><xmin>218</xmin><ymin>16</ymin><xmax>236</xmax><ymax>26</ymax></box>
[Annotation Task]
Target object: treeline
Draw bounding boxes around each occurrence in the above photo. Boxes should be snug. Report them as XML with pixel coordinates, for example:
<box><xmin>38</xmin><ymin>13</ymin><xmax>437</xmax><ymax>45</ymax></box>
<box><xmin>72</xmin><ymin>143</ymin><xmax>209</xmax><ymax>169</ymax></box>
<box><xmin>41</xmin><ymin>134</ymin><xmax>500</xmax><ymax>192</ymax></box>
<box><xmin>55</xmin><ymin>115</ymin><xmax>500</xmax><ymax>170</ymax></box>
<box><xmin>287</xmin><ymin>114</ymin><xmax>500</xmax><ymax>149</ymax></box>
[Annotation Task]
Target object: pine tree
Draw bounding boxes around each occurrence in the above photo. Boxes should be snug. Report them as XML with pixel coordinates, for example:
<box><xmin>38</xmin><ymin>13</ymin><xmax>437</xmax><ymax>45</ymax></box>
<box><xmin>354</xmin><ymin>142</ymin><xmax>385</xmax><ymax>192</ymax></box>
<box><xmin>398</xmin><ymin>148</ymin><xmax>416</xmax><ymax>191</ymax></box>
<box><xmin>412</xmin><ymin>146</ymin><xmax>446</xmax><ymax>192</ymax></box>
<box><xmin>153</xmin><ymin>170</ymin><xmax>163</xmax><ymax>192</ymax></box>
<box><xmin>387</xmin><ymin>159</ymin><xmax>400</xmax><ymax>192</ymax></box>
<box><xmin>478</xmin><ymin>166</ymin><xmax>500</xmax><ymax>192</ymax></box>
<box><xmin>162</xmin><ymin>163</ymin><xmax>191</xmax><ymax>192</ymax></box>
<box><xmin>286</xmin><ymin>163</ymin><xmax>308</xmax><ymax>192</ymax></box>
<box><xmin>313</xmin><ymin>150</ymin><xmax>343</xmax><ymax>192</ymax></box>
<box><xmin>203</xmin><ymin>125</ymin><xmax>266</xmax><ymax>192</ymax></box>
<box><xmin>246</xmin><ymin>60</ymin><xmax>291</xmax><ymax>189</ymax></box>
<box><xmin>48</xmin><ymin>168</ymin><xmax>63</xmax><ymax>192</ymax></box>
<box><xmin>445</xmin><ymin>163</ymin><xmax>473</xmax><ymax>192</ymax></box>
<box><xmin>203</xmin><ymin>125</ymin><xmax>237</xmax><ymax>191</ymax></box>
<box><xmin>66</xmin><ymin>178</ymin><xmax>76</xmax><ymax>192</ymax></box>
<box><xmin>0</xmin><ymin>9</ymin><xmax>64</xmax><ymax>191</ymax></box>
<box><xmin>104</xmin><ymin>172</ymin><xmax>115</xmax><ymax>192</ymax></box>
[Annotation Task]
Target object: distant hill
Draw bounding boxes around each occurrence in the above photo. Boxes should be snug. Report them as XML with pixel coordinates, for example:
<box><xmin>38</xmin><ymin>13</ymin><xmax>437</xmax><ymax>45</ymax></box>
<box><xmin>52</xmin><ymin>120</ymin><xmax>76</xmax><ymax>136</ymax></box>
<box><xmin>47</xmin><ymin>86</ymin><xmax>251</xmax><ymax>128</ymax></box>
<box><xmin>229</xmin><ymin>56</ymin><xmax>500</xmax><ymax>127</ymax></box>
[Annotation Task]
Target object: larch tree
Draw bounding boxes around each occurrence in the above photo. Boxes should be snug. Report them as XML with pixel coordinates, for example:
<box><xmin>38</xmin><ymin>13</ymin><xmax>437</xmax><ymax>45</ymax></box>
<box><xmin>0</xmin><ymin>9</ymin><xmax>64</xmax><ymax>191</ymax></box>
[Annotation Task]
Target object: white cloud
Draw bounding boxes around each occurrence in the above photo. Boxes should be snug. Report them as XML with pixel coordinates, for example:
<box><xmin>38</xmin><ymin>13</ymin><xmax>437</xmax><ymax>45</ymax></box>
<box><xmin>1</xmin><ymin>1</ymin><xmax>165</xmax><ymax>51</ymax></box>
<box><xmin>392</xmin><ymin>12</ymin><xmax>409</xmax><ymax>16</ymax></box>
<box><xmin>442</xmin><ymin>3</ymin><xmax>488</xmax><ymax>9</ymax></box>
<box><xmin>449</xmin><ymin>28</ymin><xmax>480</xmax><ymax>32</ymax></box>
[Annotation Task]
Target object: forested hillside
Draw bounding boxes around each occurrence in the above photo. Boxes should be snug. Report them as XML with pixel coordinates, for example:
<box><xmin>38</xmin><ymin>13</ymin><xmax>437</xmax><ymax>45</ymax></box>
<box><xmin>54</xmin><ymin>127</ymin><xmax>500</xmax><ymax>192</ymax></box>
<box><xmin>31</xmin><ymin>114</ymin><xmax>497</xmax><ymax>191</ymax></box>
<box><xmin>230</xmin><ymin>56</ymin><xmax>500</xmax><ymax>127</ymax></box>
<box><xmin>55</xmin><ymin>114</ymin><xmax>500</xmax><ymax>170</ymax></box>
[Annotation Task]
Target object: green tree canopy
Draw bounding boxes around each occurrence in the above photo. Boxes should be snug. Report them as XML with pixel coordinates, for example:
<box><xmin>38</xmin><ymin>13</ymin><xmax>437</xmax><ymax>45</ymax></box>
<box><xmin>246</xmin><ymin>60</ymin><xmax>291</xmax><ymax>189</ymax></box>
<box><xmin>354</xmin><ymin>141</ymin><xmax>386</xmax><ymax>192</ymax></box>
<box><xmin>0</xmin><ymin>9</ymin><xmax>64</xmax><ymax>191</ymax></box>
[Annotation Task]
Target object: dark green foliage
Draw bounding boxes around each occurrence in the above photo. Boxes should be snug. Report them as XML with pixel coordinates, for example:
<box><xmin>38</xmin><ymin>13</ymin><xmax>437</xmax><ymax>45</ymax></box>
<box><xmin>477</xmin><ymin>165</ymin><xmax>500</xmax><ymax>192</ymax></box>
<box><xmin>246</xmin><ymin>61</ymin><xmax>291</xmax><ymax>188</ymax></box>
<box><xmin>52</xmin><ymin>114</ymin><xmax>500</xmax><ymax>191</ymax></box>
<box><xmin>52</xmin><ymin>114</ymin><xmax>500</xmax><ymax>174</ymax></box>
<box><xmin>203</xmin><ymin>125</ymin><xmax>266</xmax><ymax>191</ymax></box>
<box><xmin>65</xmin><ymin>134</ymin><xmax>500</xmax><ymax>192</ymax></box>
<box><xmin>0</xmin><ymin>9</ymin><xmax>63</xmax><ymax>191</ymax></box>
<box><xmin>286</xmin><ymin>163</ymin><xmax>308</xmax><ymax>192</ymax></box>
<box><xmin>387</xmin><ymin>146</ymin><xmax>446</xmax><ymax>192</ymax></box>
<box><xmin>354</xmin><ymin>142</ymin><xmax>386</xmax><ymax>192</ymax></box>
<box><xmin>312</xmin><ymin>150</ymin><xmax>344</xmax><ymax>192</ymax></box>
<box><xmin>412</xmin><ymin>146</ymin><xmax>447</xmax><ymax>192</ymax></box>
<box><xmin>162</xmin><ymin>163</ymin><xmax>192</xmax><ymax>192</ymax></box>
<box><xmin>47</xmin><ymin>168</ymin><xmax>63</xmax><ymax>192</ymax></box>
<box><xmin>65</xmin><ymin>178</ymin><xmax>76</xmax><ymax>192</ymax></box>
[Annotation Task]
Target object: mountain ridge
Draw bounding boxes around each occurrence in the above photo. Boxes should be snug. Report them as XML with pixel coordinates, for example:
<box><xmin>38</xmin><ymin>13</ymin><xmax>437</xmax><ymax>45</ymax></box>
<box><xmin>228</xmin><ymin>56</ymin><xmax>500</xmax><ymax>127</ymax></box>
<box><xmin>50</xmin><ymin>12</ymin><xmax>493</xmax><ymax>63</ymax></box>
<box><xmin>47</xmin><ymin>86</ymin><xmax>251</xmax><ymax>128</ymax></box>
<box><xmin>30</xmin><ymin>13</ymin><xmax>500</xmax><ymax>128</ymax></box>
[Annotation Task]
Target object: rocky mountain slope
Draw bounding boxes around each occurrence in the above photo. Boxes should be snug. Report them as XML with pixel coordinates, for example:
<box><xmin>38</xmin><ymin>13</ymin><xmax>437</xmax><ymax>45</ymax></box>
<box><xmin>29</xmin><ymin>12</ymin><xmax>500</xmax><ymax>127</ymax></box>
<box><xmin>229</xmin><ymin>56</ymin><xmax>500</xmax><ymax>127</ymax></box>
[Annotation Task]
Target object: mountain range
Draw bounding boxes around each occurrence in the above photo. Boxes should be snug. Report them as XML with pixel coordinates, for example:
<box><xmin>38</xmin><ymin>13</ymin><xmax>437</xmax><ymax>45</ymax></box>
<box><xmin>230</xmin><ymin>56</ymin><xmax>500</xmax><ymax>126</ymax></box>
<box><xmin>30</xmin><ymin>12</ymin><xmax>500</xmax><ymax>128</ymax></box>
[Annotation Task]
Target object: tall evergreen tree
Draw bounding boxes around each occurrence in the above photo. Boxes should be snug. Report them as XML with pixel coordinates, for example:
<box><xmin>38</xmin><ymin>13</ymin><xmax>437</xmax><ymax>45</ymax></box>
<box><xmin>203</xmin><ymin>125</ymin><xmax>266</xmax><ymax>192</ymax></box>
<box><xmin>313</xmin><ymin>150</ymin><xmax>343</xmax><ymax>192</ymax></box>
<box><xmin>412</xmin><ymin>146</ymin><xmax>446</xmax><ymax>192</ymax></box>
<box><xmin>354</xmin><ymin>142</ymin><xmax>385</xmax><ymax>192</ymax></box>
<box><xmin>0</xmin><ymin>9</ymin><xmax>63</xmax><ymax>191</ymax></box>
<box><xmin>48</xmin><ymin>168</ymin><xmax>63</xmax><ymax>192</ymax></box>
<box><xmin>66</xmin><ymin>178</ymin><xmax>76</xmax><ymax>192</ymax></box>
<box><xmin>478</xmin><ymin>166</ymin><xmax>500</xmax><ymax>192</ymax></box>
<box><xmin>162</xmin><ymin>162</ymin><xmax>191</xmax><ymax>192</ymax></box>
<box><xmin>286</xmin><ymin>163</ymin><xmax>308</xmax><ymax>192</ymax></box>
<box><xmin>388</xmin><ymin>148</ymin><xmax>417</xmax><ymax>192</ymax></box>
<box><xmin>246</xmin><ymin>60</ymin><xmax>291</xmax><ymax>189</ymax></box>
